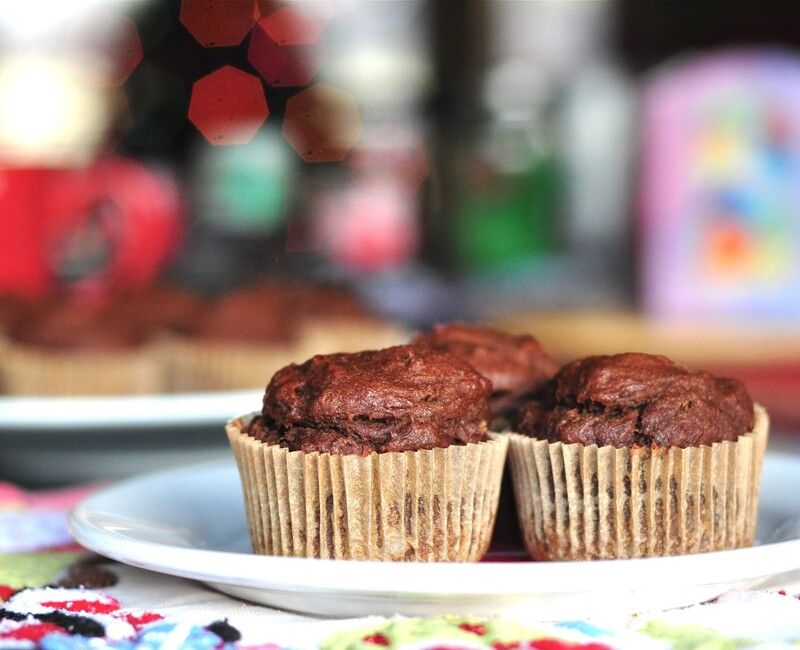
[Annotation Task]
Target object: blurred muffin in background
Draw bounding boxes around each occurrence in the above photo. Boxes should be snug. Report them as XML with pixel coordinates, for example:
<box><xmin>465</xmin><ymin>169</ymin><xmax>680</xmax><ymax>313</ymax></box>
<box><xmin>168</xmin><ymin>282</ymin><xmax>306</xmax><ymax>392</ymax></box>
<box><xmin>170</xmin><ymin>279</ymin><xmax>405</xmax><ymax>392</ymax></box>
<box><xmin>0</xmin><ymin>294</ymin><xmax>38</xmax><ymax>336</ymax></box>
<box><xmin>115</xmin><ymin>284</ymin><xmax>207</xmax><ymax>337</ymax></box>
<box><xmin>292</xmin><ymin>282</ymin><xmax>406</xmax><ymax>356</ymax></box>
<box><xmin>2</xmin><ymin>297</ymin><xmax>164</xmax><ymax>395</ymax></box>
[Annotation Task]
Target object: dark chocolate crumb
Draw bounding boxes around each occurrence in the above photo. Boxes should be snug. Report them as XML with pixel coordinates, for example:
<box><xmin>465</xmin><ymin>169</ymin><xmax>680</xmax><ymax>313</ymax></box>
<box><xmin>206</xmin><ymin>619</ymin><xmax>241</xmax><ymax>642</ymax></box>
<box><xmin>58</xmin><ymin>564</ymin><xmax>118</xmax><ymax>589</ymax></box>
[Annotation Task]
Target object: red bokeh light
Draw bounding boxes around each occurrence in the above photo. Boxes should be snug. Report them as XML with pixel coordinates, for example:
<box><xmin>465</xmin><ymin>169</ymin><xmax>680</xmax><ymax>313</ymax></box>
<box><xmin>247</xmin><ymin>8</ymin><xmax>325</xmax><ymax>87</ymax></box>
<box><xmin>188</xmin><ymin>66</ymin><xmax>269</xmax><ymax>146</ymax></box>
<box><xmin>315</xmin><ymin>183</ymin><xmax>418</xmax><ymax>272</ymax></box>
<box><xmin>283</xmin><ymin>83</ymin><xmax>361</xmax><ymax>162</ymax></box>
<box><xmin>179</xmin><ymin>0</ymin><xmax>258</xmax><ymax>47</ymax></box>
<box><xmin>261</xmin><ymin>6</ymin><xmax>323</xmax><ymax>44</ymax></box>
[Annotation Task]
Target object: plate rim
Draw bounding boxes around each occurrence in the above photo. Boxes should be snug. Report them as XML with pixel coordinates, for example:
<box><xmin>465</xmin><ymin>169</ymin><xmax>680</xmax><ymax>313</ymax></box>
<box><xmin>69</xmin><ymin>456</ymin><xmax>800</xmax><ymax>597</ymax></box>
<box><xmin>0</xmin><ymin>390</ymin><xmax>261</xmax><ymax>430</ymax></box>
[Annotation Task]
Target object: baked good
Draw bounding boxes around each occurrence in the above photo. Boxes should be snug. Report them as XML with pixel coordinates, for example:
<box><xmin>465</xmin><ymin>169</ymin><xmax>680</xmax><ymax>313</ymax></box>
<box><xmin>227</xmin><ymin>344</ymin><xmax>508</xmax><ymax>561</ymax></box>
<box><xmin>247</xmin><ymin>344</ymin><xmax>490</xmax><ymax>454</ymax></box>
<box><xmin>2</xmin><ymin>298</ymin><xmax>162</xmax><ymax>395</ymax></box>
<box><xmin>115</xmin><ymin>285</ymin><xmax>206</xmax><ymax>336</ymax></box>
<box><xmin>10</xmin><ymin>298</ymin><xmax>148</xmax><ymax>350</ymax></box>
<box><xmin>413</xmin><ymin>324</ymin><xmax>557</xmax><ymax>421</ymax></box>
<box><xmin>168</xmin><ymin>283</ymin><xmax>305</xmax><ymax>391</ymax></box>
<box><xmin>517</xmin><ymin>352</ymin><xmax>753</xmax><ymax>447</ymax></box>
<box><xmin>0</xmin><ymin>294</ymin><xmax>37</xmax><ymax>335</ymax></box>
<box><xmin>292</xmin><ymin>283</ymin><xmax>406</xmax><ymax>356</ymax></box>
<box><xmin>508</xmin><ymin>352</ymin><xmax>769</xmax><ymax>560</ymax></box>
<box><xmin>195</xmin><ymin>284</ymin><xmax>298</xmax><ymax>344</ymax></box>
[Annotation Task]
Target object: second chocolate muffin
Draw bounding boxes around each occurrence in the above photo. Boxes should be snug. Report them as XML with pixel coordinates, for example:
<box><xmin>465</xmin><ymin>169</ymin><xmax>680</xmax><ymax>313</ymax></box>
<box><xmin>508</xmin><ymin>352</ymin><xmax>768</xmax><ymax>560</ymax></box>
<box><xmin>517</xmin><ymin>352</ymin><xmax>754</xmax><ymax>447</ymax></box>
<box><xmin>413</xmin><ymin>324</ymin><xmax>557</xmax><ymax>422</ymax></box>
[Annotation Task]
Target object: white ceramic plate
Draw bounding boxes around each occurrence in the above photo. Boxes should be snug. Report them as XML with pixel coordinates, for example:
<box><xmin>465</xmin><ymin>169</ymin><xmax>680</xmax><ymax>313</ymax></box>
<box><xmin>70</xmin><ymin>451</ymin><xmax>800</xmax><ymax>619</ymax></box>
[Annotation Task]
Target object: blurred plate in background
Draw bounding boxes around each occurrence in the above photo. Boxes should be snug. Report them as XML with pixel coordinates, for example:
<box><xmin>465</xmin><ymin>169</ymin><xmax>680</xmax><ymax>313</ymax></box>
<box><xmin>0</xmin><ymin>390</ymin><xmax>259</xmax><ymax>486</ymax></box>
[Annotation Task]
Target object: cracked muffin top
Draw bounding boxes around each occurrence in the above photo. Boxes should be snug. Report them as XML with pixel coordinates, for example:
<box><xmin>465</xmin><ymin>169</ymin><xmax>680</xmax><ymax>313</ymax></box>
<box><xmin>516</xmin><ymin>352</ymin><xmax>754</xmax><ymax>448</ymax></box>
<box><xmin>246</xmin><ymin>344</ymin><xmax>492</xmax><ymax>455</ymax></box>
<box><xmin>412</xmin><ymin>324</ymin><xmax>557</xmax><ymax>420</ymax></box>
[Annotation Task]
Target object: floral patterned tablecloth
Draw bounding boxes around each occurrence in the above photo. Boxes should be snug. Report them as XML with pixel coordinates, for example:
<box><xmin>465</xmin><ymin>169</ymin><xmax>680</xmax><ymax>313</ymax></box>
<box><xmin>2</xmin><ymin>481</ymin><xmax>800</xmax><ymax>650</ymax></box>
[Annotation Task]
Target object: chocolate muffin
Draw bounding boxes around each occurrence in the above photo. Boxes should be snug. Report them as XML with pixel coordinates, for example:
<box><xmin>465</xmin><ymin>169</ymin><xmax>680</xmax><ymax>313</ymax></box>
<box><xmin>0</xmin><ymin>294</ymin><xmax>37</xmax><ymax>334</ymax></box>
<box><xmin>196</xmin><ymin>284</ymin><xmax>298</xmax><ymax>344</ymax></box>
<box><xmin>413</xmin><ymin>324</ymin><xmax>557</xmax><ymax>420</ymax></box>
<box><xmin>292</xmin><ymin>283</ymin><xmax>371</xmax><ymax>321</ymax></box>
<box><xmin>9</xmin><ymin>298</ymin><xmax>148</xmax><ymax>350</ymax></box>
<box><xmin>3</xmin><ymin>298</ymin><xmax>163</xmax><ymax>395</ymax></box>
<box><xmin>116</xmin><ymin>285</ymin><xmax>206</xmax><ymax>336</ymax></box>
<box><xmin>227</xmin><ymin>344</ymin><xmax>509</xmax><ymax>561</ymax></box>
<box><xmin>247</xmin><ymin>344</ymin><xmax>491</xmax><ymax>455</ymax></box>
<box><xmin>292</xmin><ymin>282</ymin><xmax>405</xmax><ymax>356</ymax></box>
<box><xmin>507</xmin><ymin>352</ymin><xmax>768</xmax><ymax>560</ymax></box>
<box><xmin>518</xmin><ymin>352</ymin><xmax>754</xmax><ymax>448</ymax></box>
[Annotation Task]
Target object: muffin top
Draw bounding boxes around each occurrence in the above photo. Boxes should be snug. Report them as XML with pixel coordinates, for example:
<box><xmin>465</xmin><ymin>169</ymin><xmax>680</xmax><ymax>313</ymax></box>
<box><xmin>517</xmin><ymin>352</ymin><xmax>754</xmax><ymax>448</ymax></box>
<box><xmin>0</xmin><ymin>294</ymin><xmax>37</xmax><ymax>333</ymax></box>
<box><xmin>412</xmin><ymin>324</ymin><xmax>557</xmax><ymax>419</ymax></box>
<box><xmin>116</xmin><ymin>285</ymin><xmax>206</xmax><ymax>335</ymax></box>
<box><xmin>10</xmin><ymin>298</ymin><xmax>148</xmax><ymax>350</ymax></box>
<box><xmin>194</xmin><ymin>284</ymin><xmax>298</xmax><ymax>344</ymax></box>
<box><xmin>291</xmin><ymin>283</ymin><xmax>371</xmax><ymax>321</ymax></box>
<box><xmin>247</xmin><ymin>344</ymin><xmax>492</xmax><ymax>455</ymax></box>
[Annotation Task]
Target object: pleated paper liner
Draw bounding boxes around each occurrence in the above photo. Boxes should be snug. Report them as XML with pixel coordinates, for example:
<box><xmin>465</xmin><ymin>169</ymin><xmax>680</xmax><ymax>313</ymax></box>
<box><xmin>227</xmin><ymin>415</ymin><xmax>509</xmax><ymax>561</ymax></box>
<box><xmin>167</xmin><ymin>339</ymin><xmax>306</xmax><ymax>392</ymax></box>
<box><xmin>1</xmin><ymin>342</ymin><xmax>165</xmax><ymax>395</ymax></box>
<box><xmin>507</xmin><ymin>404</ymin><xmax>769</xmax><ymax>560</ymax></box>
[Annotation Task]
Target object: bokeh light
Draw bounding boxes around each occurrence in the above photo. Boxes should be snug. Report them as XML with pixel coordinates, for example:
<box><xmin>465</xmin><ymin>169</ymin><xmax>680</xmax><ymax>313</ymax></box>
<box><xmin>179</xmin><ymin>0</ymin><xmax>258</xmax><ymax>48</ymax></box>
<box><xmin>247</xmin><ymin>7</ymin><xmax>325</xmax><ymax>87</ymax></box>
<box><xmin>315</xmin><ymin>182</ymin><xmax>418</xmax><ymax>272</ymax></box>
<box><xmin>348</xmin><ymin>128</ymin><xmax>429</xmax><ymax>194</ymax></box>
<box><xmin>282</xmin><ymin>82</ymin><xmax>361</xmax><ymax>162</ymax></box>
<box><xmin>259</xmin><ymin>6</ymin><xmax>323</xmax><ymax>44</ymax></box>
<box><xmin>0</xmin><ymin>55</ymin><xmax>107</xmax><ymax>165</ymax></box>
<box><xmin>188</xmin><ymin>65</ymin><xmax>269</xmax><ymax>146</ymax></box>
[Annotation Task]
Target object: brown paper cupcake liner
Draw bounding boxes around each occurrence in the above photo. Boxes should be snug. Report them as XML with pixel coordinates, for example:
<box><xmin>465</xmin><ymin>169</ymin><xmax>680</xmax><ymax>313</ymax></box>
<box><xmin>1</xmin><ymin>342</ymin><xmax>165</xmax><ymax>396</ymax></box>
<box><xmin>167</xmin><ymin>339</ymin><xmax>306</xmax><ymax>392</ymax></box>
<box><xmin>227</xmin><ymin>415</ymin><xmax>509</xmax><ymax>561</ymax></box>
<box><xmin>507</xmin><ymin>404</ymin><xmax>769</xmax><ymax>560</ymax></box>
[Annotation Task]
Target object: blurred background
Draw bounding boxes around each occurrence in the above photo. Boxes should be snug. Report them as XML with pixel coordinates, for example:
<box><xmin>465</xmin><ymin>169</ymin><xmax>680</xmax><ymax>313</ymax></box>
<box><xmin>2</xmin><ymin>0</ymin><xmax>800</xmax><ymax>486</ymax></box>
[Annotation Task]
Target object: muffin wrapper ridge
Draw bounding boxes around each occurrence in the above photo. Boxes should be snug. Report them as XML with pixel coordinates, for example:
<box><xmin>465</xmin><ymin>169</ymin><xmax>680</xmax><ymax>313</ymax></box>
<box><xmin>2</xmin><ymin>342</ymin><xmax>165</xmax><ymax>396</ymax></box>
<box><xmin>167</xmin><ymin>340</ymin><xmax>304</xmax><ymax>391</ymax></box>
<box><xmin>227</xmin><ymin>415</ymin><xmax>509</xmax><ymax>561</ymax></box>
<box><xmin>507</xmin><ymin>404</ymin><xmax>769</xmax><ymax>560</ymax></box>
